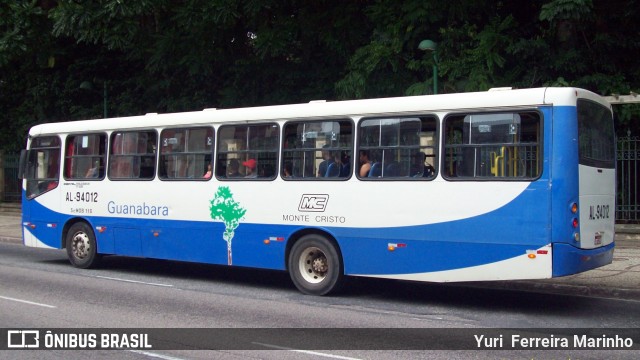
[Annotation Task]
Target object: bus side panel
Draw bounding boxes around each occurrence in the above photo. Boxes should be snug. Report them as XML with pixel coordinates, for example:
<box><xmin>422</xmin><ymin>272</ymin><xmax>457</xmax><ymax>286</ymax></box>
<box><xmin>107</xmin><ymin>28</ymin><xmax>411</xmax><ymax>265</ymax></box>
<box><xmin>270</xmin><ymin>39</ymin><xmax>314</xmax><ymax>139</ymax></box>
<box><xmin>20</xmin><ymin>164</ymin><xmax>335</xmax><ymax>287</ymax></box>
<box><xmin>22</xmin><ymin>191</ymin><xmax>65</xmax><ymax>249</ymax></box>
<box><xmin>85</xmin><ymin>216</ymin><xmax>287</xmax><ymax>269</ymax></box>
<box><xmin>342</xmin><ymin>180</ymin><xmax>552</xmax><ymax>278</ymax></box>
<box><xmin>141</xmin><ymin>220</ymin><xmax>228</xmax><ymax>265</ymax></box>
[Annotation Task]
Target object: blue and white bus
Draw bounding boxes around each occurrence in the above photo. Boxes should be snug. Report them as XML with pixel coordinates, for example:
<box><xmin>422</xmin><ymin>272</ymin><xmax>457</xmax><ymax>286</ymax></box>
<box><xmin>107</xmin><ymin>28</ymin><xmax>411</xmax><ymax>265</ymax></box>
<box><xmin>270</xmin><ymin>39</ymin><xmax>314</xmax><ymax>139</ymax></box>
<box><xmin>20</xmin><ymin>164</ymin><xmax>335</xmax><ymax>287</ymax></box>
<box><xmin>19</xmin><ymin>87</ymin><xmax>615</xmax><ymax>295</ymax></box>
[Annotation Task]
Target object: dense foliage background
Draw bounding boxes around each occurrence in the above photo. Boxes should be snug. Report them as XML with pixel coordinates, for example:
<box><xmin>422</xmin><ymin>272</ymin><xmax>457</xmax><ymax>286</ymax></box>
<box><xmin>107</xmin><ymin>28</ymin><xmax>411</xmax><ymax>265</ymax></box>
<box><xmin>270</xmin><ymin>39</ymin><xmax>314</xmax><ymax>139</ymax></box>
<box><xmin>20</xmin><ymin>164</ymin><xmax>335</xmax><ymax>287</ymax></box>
<box><xmin>1</xmin><ymin>0</ymin><xmax>639</xmax><ymax>152</ymax></box>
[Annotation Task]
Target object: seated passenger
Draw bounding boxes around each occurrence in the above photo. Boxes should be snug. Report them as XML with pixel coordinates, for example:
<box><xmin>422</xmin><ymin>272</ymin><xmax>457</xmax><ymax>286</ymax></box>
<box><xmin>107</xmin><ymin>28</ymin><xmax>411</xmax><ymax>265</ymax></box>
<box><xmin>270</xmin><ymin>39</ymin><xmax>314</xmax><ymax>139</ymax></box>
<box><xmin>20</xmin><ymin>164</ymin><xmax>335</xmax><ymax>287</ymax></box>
<box><xmin>283</xmin><ymin>162</ymin><xmax>293</xmax><ymax>178</ymax></box>
<box><xmin>411</xmin><ymin>151</ymin><xmax>434</xmax><ymax>178</ymax></box>
<box><xmin>358</xmin><ymin>150</ymin><xmax>372</xmax><ymax>177</ymax></box>
<box><xmin>243</xmin><ymin>158</ymin><xmax>258</xmax><ymax>178</ymax></box>
<box><xmin>85</xmin><ymin>166</ymin><xmax>98</xmax><ymax>178</ymax></box>
<box><xmin>259</xmin><ymin>163</ymin><xmax>275</xmax><ymax>178</ymax></box>
<box><xmin>325</xmin><ymin>151</ymin><xmax>342</xmax><ymax>177</ymax></box>
<box><xmin>226</xmin><ymin>159</ymin><xmax>241</xmax><ymax>177</ymax></box>
<box><xmin>203</xmin><ymin>164</ymin><xmax>212</xmax><ymax>179</ymax></box>
<box><xmin>317</xmin><ymin>145</ymin><xmax>333</xmax><ymax>177</ymax></box>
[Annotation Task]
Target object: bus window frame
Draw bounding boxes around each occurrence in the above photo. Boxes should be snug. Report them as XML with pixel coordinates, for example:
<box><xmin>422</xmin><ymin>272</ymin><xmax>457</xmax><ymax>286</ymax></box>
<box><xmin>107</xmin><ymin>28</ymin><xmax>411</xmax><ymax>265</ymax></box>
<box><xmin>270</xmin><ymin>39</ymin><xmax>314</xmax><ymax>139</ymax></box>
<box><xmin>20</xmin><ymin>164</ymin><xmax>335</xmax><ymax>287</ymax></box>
<box><xmin>215</xmin><ymin>122</ymin><xmax>280</xmax><ymax>181</ymax></box>
<box><xmin>108</xmin><ymin>129</ymin><xmax>158</xmax><ymax>181</ymax></box>
<box><xmin>63</xmin><ymin>132</ymin><xmax>108</xmax><ymax>181</ymax></box>
<box><xmin>24</xmin><ymin>135</ymin><xmax>62</xmax><ymax>199</ymax></box>
<box><xmin>281</xmin><ymin>118</ymin><xmax>354</xmax><ymax>181</ymax></box>
<box><xmin>441</xmin><ymin>109</ymin><xmax>543</xmax><ymax>182</ymax></box>
<box><xmin>158</xmin><ymin>126</ymin><xmax>215</xmax><ymax>181</ymax></box>
<box><xmin>577</xmin><ymin>99</ymin><xmax>615</xmax><ymax>169</ymax></box>
<box><xmin>356</xmin><ymin>114</ymin><xmax>439</xmax><ymax>181</ymax></box>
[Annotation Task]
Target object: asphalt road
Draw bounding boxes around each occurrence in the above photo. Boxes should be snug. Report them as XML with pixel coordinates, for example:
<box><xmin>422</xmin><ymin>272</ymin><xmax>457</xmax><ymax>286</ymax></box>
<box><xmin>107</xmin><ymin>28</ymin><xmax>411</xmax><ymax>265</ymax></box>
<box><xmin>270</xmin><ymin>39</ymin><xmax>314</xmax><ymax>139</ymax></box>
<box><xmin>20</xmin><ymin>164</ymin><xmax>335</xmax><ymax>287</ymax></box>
<box><xmin>1</xmin><ymin>242</ymin><xmax>639</xmax><ymax>359</ymax></box>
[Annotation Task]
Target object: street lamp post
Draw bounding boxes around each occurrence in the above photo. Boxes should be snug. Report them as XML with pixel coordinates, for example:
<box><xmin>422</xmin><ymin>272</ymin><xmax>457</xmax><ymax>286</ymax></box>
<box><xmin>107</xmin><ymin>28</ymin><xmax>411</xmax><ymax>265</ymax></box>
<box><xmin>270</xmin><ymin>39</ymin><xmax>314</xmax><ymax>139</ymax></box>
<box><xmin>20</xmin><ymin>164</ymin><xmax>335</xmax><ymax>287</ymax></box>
<box><xmin>418</xmin><ymin>39</ymin><xmax>438</xmax><ymax>95</ymax></box>
<box><xmin>80</xmin><ymin>80</ymin><xmax>108</xmax><ymax>118</ymax></box>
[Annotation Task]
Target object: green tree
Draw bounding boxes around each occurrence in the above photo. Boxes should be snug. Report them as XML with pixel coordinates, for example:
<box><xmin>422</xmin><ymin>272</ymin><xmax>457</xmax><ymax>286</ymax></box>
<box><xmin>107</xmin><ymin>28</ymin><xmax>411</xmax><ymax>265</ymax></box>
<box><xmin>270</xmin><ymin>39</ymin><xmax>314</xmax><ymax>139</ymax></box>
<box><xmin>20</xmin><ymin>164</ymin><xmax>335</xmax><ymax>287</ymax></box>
<box><xmin>209</xmin><ymin>186</ymin><xmax>247</xmax><ymax>265</ymax></box>
<box><xmin>1</xmin><ymin>0</ymin><xmax>639</xmax><ymax>155</ymax></box>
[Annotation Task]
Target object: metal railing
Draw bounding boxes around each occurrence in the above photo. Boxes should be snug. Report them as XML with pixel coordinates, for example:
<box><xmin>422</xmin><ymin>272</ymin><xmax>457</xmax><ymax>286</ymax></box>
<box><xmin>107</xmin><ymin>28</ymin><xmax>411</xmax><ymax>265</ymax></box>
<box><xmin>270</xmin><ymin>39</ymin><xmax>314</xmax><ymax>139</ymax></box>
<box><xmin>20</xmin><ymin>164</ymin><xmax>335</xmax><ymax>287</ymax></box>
<box><xmin>1</xmin><ymin>154</ymin><xmax>21</xmax><ymax>203</ymax></box>
<box><xmin>617</xmin><ymin>133</ymin><xmax>639</xmax><ymax>223</ymax></box>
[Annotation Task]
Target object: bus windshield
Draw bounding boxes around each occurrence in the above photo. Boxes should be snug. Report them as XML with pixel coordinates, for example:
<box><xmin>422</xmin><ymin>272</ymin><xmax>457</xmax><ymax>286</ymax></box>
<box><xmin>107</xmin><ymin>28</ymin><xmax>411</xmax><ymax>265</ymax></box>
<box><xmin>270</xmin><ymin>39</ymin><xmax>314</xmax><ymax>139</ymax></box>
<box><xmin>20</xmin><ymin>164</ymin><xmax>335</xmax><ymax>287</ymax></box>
<box><xmin>577</xmin><ymin>99</ymin><xmax>614</xmax><ymax>168</ymax></box>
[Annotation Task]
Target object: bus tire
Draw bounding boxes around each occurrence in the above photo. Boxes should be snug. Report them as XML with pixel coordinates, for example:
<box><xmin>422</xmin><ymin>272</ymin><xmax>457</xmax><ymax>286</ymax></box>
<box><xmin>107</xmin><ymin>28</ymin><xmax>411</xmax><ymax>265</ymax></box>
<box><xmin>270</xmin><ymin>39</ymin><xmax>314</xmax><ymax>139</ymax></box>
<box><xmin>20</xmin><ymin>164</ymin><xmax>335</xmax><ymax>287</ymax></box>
<box><xmin>66</xmin><ymin>222</ymin><xmax>100</xmax><ymax>269</ymax></box>
<box><xmin>288</xmin><ymin>234</ymin><xmax>343</xmax><ymax>296</ymax></box>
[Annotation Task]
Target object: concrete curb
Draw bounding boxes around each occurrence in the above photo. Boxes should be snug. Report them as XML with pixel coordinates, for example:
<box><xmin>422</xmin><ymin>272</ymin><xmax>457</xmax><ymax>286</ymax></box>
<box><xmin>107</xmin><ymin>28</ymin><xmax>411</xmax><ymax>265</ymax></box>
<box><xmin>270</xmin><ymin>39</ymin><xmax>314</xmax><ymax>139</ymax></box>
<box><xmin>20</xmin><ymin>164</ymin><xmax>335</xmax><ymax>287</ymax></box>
<box><xmin>470</xmin><ymin>280</ymin><xmax>640</xmax><ymax>302</ymax></box>
<box><xmin>0</xmin><ymin>236</ymin><xmax>21</xmax><ymax>244</ymax></box>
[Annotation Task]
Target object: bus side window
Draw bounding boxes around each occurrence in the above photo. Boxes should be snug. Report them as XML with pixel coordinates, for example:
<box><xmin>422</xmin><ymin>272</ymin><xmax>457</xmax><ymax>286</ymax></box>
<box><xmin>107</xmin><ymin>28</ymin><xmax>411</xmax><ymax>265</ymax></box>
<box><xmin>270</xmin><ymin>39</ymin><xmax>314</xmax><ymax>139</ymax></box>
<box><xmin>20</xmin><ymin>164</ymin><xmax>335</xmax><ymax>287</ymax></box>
<box><xmin>24</xmin><ymin>136</ymin><xmax>61</xmax><ymax>199</ymax></box>
<box><xmin>443</xmin><ymin>112</ymin><xmax>541</xmax><ymax>180</ymax></box>
<box><xmin>64</xmin><ymin>133</ymin><xmax>107</xmax><ymax>180</ymax></box>
<box><xmin>159</xmin><ymin>127</ymin><xmax>213</xmax><ymax>181</ymax></box>
<box><xmin>109</xmin><ymin>131</ymin><xmax>157</xmax><ymax>180</ymax></box>
<box><xmin>281</xmin><ymin>120</ymin><xmax>353</xmax><ymax>180</ymax></box>
<box><xmin>216</xmin><ymin>123</ymin><xmax>279</xmax><ymax>180</ymax></box>
<box><xmin>358</xmin><ymin>116</ymin><xmax>437</xmax><ymax>180</ymax></box>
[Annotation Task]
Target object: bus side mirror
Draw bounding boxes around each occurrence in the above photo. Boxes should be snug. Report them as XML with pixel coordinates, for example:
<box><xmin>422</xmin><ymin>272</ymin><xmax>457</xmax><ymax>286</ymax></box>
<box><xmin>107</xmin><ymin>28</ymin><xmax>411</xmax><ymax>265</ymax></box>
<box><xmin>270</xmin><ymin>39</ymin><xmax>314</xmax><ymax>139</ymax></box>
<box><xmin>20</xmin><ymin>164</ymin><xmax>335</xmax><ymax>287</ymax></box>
<box><xmin>18</xmin><ymin>149</ymin><xmax>27</xmax><ymax>180</ymax></box>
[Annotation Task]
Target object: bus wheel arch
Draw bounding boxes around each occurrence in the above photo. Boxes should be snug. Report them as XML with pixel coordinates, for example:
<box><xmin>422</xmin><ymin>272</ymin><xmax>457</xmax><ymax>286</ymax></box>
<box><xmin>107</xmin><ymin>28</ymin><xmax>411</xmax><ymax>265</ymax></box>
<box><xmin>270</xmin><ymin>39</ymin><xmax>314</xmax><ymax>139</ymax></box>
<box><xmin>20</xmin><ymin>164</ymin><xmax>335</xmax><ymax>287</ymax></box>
<box><xmin>286</xmin><ymin>229</ymin><xmax>344</xmax><ymax>296</ymax></box>
<box><xmin>64</xmin><ymin>219</ymin><xmax>101</xmax><ymax>269</ymax></box>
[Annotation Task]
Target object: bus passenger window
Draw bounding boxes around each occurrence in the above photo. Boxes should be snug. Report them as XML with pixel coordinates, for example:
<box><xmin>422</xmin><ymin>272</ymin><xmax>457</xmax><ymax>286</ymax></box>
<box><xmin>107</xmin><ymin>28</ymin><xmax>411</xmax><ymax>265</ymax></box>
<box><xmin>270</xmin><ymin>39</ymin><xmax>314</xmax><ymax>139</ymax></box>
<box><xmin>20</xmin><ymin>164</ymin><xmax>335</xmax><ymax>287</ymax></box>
<box><xmin>159</xmin><ymin>127</ymin><xmax>213</xmax><ymax>180</ymax></box>
<box><xmin>357</xmin><ymin>116</ymin><xmax>437</xmax><ymax>180</ymax></box>
<box><xmin>24</xmin><ymin>136</ymin><xmax>61</xmax><ymax>199</ymax></box>
<box><xmin>216</xmin><ymin>123</ymin><xmax>279</xmax><ymax>180</ymax></box>
<box><xmin>443</xmin><ymin>112</ymin><xmax>541</xmax><ymax>180</ymax></box>
<box><xmin>64</xmin><ymin>134</ymin><xmax>107</xmax><ymax>180</ymax></box>
<box><xmin>281</xmin><ymin>120</ymin><xmax>353</xmax><ymax>180</ymax></box>
<box><xmin>109</xmin><ymin>131</ymin><xmax>157</xmax><ymax>180</ymax></box>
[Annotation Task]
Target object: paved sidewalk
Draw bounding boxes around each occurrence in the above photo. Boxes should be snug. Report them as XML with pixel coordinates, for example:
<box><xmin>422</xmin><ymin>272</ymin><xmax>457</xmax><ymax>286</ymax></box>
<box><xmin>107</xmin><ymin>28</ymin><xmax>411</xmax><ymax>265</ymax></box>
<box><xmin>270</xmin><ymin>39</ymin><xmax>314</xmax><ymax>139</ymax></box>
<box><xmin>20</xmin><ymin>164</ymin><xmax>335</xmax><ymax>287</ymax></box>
<box><xmin>0</xmin><ymin>212</ymin><xmax>21</xmax><ymax>243</ymax></box>
<box><xmin>1</xmin><ymin>212</ymin><xmax>638</xmax><ymax>300</ymax></box>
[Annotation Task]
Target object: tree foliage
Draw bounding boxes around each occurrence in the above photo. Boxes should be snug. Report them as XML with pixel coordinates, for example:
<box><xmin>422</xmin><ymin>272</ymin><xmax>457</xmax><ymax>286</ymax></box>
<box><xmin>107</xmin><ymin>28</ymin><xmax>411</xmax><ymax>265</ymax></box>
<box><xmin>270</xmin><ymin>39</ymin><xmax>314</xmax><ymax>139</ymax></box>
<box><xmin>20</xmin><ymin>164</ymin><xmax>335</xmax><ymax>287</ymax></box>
<box><xmin>1</xmin><ymin>0</ymin><xmax>639</xmax><ymax>152</ymax></box>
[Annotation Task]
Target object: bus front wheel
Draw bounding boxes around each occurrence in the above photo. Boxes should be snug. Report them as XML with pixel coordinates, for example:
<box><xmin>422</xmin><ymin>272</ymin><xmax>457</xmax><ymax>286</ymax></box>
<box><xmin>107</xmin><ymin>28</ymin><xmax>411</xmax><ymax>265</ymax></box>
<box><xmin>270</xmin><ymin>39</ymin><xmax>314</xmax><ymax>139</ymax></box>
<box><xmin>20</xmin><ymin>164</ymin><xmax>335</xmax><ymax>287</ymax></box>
<box><xmin>288</xmin><ymin>234</ymin><xmax>343</xmax><ymax>296</ymax></box>
<box><xmin>66</xmin><ymin>222</ymin><xmax>100</xmax><ymax>269</ymax></box>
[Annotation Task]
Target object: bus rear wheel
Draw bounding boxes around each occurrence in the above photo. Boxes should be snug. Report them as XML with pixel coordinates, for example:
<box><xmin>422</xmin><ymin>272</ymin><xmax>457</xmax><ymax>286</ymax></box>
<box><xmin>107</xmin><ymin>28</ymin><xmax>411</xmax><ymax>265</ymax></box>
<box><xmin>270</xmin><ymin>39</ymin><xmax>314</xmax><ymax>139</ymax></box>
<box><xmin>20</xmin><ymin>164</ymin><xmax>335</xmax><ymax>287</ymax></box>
<box><xmin>288</xmin><ymin>234</ymin><xmax>343</xmax><ymax>296</ymax></box>
<box><xmin>66</xmin><ymin>222</ymin><xmax>100</xmax><ymax>269</ymax></box>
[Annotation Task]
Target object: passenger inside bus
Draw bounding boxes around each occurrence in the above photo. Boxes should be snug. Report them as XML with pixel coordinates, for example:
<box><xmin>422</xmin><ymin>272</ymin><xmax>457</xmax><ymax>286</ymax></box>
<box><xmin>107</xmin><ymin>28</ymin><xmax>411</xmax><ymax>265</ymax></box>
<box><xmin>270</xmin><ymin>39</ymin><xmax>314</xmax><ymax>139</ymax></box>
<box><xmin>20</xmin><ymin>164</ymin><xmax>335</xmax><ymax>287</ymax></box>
<box><xmin>324</xmin><ymin>151</ymin><xmax>342</xmax><ymax>177</ymax></box>
<box><xmin>283</xmin><ymin>162</ymin><xmax>293</xmax><ymax>178</ymax></box>
<box><xmin>226</xmin><ymin>159</ymin><xmax>241</xmax><ymax>177</ymax></box>
<box><xmin>202</xmin><ymin>164</ymin><xmax>212</xmax><ymax>179</ymax></box>
<box><xmin>317</xmin><ymin>145</ymin><xmax>333</xmax><ymax>177</ymax></box>
<box><xmin>243</xmin><ymin>158</ymin><xmax>258</xmax><ymax>178</ymax></box>
<box><xmin>339</xmin><ymin>151</ymin><xmax>351</xmax><ymax>177</ymax></box>
<box><xmin>358</xmin><ymin>150</ymin><xmax>372</xmax><ymax>177</ymax></box>
<box><xmin>411</xmin><ymin>151</ymin><xmax>435</xmax><ymax>178</ymax></box>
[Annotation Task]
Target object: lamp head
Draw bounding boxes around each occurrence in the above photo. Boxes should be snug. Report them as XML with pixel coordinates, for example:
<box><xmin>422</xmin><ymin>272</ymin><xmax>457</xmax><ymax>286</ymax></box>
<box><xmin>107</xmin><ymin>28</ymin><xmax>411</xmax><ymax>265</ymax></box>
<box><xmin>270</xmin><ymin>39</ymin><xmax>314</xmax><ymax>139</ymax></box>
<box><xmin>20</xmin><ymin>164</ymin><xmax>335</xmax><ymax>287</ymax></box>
<box><xmin>418</xmin><ymin>39</ymin><xmax>437</xmax><ymax>52</ymax></box>
<box><xmin>79</xmin><ymin>81</ymin><xmax>94</xmax><ymax>90</ymax></box>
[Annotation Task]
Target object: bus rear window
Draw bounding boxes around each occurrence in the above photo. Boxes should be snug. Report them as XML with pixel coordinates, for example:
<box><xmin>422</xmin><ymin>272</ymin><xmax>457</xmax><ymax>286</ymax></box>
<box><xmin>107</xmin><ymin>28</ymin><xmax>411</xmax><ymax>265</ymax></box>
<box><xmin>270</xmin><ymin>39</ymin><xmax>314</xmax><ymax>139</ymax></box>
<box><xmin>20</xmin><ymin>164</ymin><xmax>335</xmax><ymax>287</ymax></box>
<box><xmin>577</xmin><ymin>100</ymin><xmax>614</xmax><ymax>168</ymax></box>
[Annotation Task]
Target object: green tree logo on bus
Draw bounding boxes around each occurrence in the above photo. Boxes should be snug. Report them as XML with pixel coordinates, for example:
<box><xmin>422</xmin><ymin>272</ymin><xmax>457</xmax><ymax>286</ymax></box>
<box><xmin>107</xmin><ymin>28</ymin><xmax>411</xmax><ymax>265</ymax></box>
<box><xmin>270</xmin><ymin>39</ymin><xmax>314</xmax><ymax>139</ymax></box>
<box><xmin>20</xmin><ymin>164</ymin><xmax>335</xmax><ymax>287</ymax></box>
<box><xmin>209</xmin><ymin>186</ymin><xmax>246</xmax><ymax>265</ymax></box>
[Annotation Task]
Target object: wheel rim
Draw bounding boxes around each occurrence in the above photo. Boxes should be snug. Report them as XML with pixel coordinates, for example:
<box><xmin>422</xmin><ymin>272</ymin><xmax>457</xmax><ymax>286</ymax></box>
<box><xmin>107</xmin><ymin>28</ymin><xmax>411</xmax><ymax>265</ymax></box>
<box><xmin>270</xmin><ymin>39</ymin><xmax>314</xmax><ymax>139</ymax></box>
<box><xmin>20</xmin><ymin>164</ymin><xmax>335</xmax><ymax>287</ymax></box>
<box><xmin>71</xmin><ymin>231</ymin><xmax>91</xmax><ymax>260</ymax></box>
<box><xmin>298</xmin><ymin>246</ymin><xmax>329</xmax><ymax>284</ymax></box>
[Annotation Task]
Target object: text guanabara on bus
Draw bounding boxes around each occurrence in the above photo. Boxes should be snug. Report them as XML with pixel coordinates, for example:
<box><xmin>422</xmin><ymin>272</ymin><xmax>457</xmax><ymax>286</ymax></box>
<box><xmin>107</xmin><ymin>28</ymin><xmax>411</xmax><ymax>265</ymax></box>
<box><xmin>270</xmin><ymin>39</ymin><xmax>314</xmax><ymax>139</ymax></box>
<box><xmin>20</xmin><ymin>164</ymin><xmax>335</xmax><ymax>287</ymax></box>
<box><xmin>19</xmin><ymin>87</ymin><xmax>615</xmax><ymax>295</ymax></box>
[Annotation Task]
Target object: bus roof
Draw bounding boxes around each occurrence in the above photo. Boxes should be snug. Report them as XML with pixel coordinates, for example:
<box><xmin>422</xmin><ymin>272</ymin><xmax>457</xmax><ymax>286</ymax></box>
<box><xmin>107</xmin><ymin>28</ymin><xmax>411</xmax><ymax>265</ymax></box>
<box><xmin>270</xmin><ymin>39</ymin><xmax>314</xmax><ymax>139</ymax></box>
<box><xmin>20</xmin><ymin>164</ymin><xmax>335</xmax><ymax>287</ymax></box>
<box><xmin>28</xmin><ymin>87</ymin><xmax>608</xmax><ymax>136</ymax></box>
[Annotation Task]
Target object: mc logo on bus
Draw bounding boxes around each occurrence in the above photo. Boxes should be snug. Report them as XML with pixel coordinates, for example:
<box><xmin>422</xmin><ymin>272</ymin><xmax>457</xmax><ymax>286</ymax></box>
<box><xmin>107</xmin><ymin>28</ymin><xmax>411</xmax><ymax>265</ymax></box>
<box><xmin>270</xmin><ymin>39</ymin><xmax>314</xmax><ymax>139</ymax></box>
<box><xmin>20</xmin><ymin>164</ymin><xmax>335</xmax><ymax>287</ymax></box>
<box><xmin>298</xmin><ymin>194</ymin><xmax>329</xmax><ymax>212</ymax></box>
